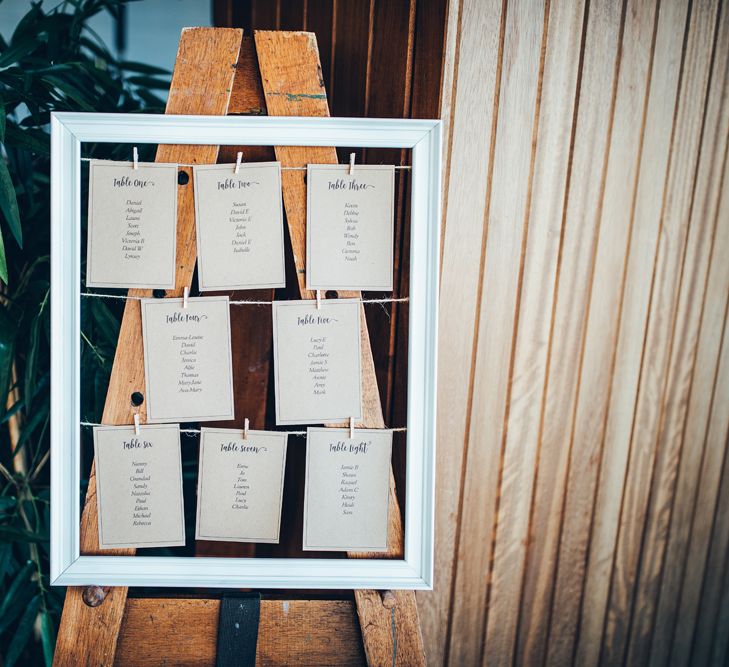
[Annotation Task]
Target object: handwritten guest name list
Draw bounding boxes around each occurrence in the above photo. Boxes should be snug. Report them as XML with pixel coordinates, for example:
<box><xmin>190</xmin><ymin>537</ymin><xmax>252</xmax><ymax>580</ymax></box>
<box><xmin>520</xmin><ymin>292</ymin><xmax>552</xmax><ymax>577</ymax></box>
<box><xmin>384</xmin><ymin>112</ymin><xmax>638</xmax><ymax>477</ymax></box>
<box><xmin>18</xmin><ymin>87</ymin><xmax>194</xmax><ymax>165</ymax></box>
<box><xmin>196</xmin><ymin>428</ymin><xmax>288</xmax><ymax>543</ymax></box>
<box><xmin>306</xmin><ymin>164</ymin><xmax>395</xmax><ymax>291</ymax></box>
<box><xmin>303</xmin><ymin>428</ymin><xmax>392</xmax><ymax>552</ymax></box>
<box><xmin>94</xmin><ymin>424</ymin><xmax>185</xmax><ymax>549</ymax></box>
<box><xmin>330</xmin><ymin>439</ymin><xmax>370</xmax><ymax>516</ymax></box>
<box><xmin>86</xmin><ymin>160</ymin><xmax>178</xmax><ymax>289</ymax></box>
<box><xmin>272</xmin><ymin>300</ymin><xmax>362</xmax><ymax>425</ymax></box>
<box><xmin>194</xmin><ymin>162</ymin><xmax>286</xmax><ymax>291</ymax></box>
<box><xmin>141</xmin><ymin>296</ymin><xmax>234</xmax><ymax>423</ymax></box>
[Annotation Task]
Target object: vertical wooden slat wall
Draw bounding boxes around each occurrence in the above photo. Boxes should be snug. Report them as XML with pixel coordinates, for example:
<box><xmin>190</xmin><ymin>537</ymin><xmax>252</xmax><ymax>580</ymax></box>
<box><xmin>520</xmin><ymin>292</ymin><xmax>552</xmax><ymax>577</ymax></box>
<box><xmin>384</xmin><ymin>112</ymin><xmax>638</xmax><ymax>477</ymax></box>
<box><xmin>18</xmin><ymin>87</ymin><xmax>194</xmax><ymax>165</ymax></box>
<box><xmin>214</xmin><ymin>0</ymin><xmax>729</xmax><ymax>664</ymax></box>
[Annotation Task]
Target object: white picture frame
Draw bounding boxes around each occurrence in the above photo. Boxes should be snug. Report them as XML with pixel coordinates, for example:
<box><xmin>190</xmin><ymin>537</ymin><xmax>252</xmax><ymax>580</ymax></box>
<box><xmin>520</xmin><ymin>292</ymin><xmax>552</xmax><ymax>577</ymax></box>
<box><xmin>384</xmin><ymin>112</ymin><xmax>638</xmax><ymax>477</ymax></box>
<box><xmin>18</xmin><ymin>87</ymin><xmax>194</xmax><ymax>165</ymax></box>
<box><xmin>50</xmin><ymin>112</ymin><xmax>440</xmax><ymax>590</ymax></box>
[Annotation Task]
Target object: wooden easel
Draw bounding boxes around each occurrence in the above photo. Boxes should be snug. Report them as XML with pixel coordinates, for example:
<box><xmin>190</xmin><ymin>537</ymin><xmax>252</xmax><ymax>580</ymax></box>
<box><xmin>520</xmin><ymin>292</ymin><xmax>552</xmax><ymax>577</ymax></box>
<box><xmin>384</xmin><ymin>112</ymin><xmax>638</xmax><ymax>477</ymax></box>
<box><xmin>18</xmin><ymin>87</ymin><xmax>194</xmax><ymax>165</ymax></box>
<box><xmin>53</xmin><ymin>28</ymin><xmax>425</xmax><ymax>666</ymax></box>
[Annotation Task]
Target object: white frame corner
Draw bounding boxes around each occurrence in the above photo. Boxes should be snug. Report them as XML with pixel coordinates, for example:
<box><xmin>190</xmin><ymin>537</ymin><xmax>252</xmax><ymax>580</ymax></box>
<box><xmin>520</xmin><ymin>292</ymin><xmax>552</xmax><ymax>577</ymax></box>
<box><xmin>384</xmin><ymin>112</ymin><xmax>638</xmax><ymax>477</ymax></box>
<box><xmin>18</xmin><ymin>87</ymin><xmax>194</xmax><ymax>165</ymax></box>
<box><xmin>50</xmin><ymin>112</ymin><xmax>440</xmax><ymax>590</ymax></box>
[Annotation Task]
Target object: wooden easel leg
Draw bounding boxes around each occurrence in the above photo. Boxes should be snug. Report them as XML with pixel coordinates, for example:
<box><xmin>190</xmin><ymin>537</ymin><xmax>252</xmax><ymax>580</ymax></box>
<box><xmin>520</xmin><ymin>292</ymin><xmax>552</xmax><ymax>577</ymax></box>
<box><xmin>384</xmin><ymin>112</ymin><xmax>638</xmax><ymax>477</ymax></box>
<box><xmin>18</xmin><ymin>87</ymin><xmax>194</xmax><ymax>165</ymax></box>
<box><xmin>53</xmin><ymin>28</ymin><xmax>243</xmax><ymax>666</ymax></box>
<box><xmin>254</xmin><ymin>30</ymin><xmax>426</xmax><ymax>667</ymax></box>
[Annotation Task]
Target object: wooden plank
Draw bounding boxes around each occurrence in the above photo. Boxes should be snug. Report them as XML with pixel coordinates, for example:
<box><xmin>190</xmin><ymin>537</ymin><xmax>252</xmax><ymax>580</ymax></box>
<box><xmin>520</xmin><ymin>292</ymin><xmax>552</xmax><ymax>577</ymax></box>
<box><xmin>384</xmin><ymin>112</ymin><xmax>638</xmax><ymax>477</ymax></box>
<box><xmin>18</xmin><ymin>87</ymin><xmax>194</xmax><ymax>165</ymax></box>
<box><xmin>710</xmin><ymin>545</ymin><xmax>729</xmax><ymax>665</ymax></box>
<box><xmin>279</xmin><ymin>0</ymin><xmax>306</xmax><ymax>31</ymax></box>
<box><xmin>512</xmin><ymin>3</ymin><xmax>621</xmax><ymax>664</ymax></box>
<box><xmin>509</xmin><ymin>1</ymin><xmax>585</xmax><ymax>663</ymax></box>
<box><xmin>305</xmin><ymin>0</ymin><xmax>336</xmax><ymax>100</ymax></box>
<box><xmin>600</xmin><ymin>1</ymin><xmax>720</xmax><ymax>663</ymax></box>
<box><xmin>113</xmin><ymin>598</ymin><xmax>366</xmax><ymax>666</ymax></box>
<box><xmin>691</xmin><ymin>349</ymin><xmax>729</xmax><ymax>665</ymax></box>
<box><xmin>253</xmin><ymin>30</ymin><xmax>425</xmax><ymax>666</ymax></box>
<box><xmin>330</xmin><ymin>0</ymin><xmax>371</xmax><ymax>118</ymax></box>
<box><xmin>677</xmin><ymin>167</ymin><xmax>729</xmax><ymax>667</ymax></box>
<box><xmin>228</xmin><ymin>36</ymin><xmax>268</xmax><ymax>117</ymax></box>
<box><xmin>251</xmin><ymin>0</ymin><xmax>280</xmax><ymax>31</ymax></box>
<box><xmin>53</xmin><ymin>28</ymin><xmax>243</xmax><ymax>667</ymax></box>
<box><xmin>530</xmin><ymin>0</ymin><xmax>623</xmax><ymax>661</ymax></box>
<box><xmin>573</xmin><ymin>1</ymin><xmax>689</xmax><ymax>664</ymax></box>
<box><xmin>668</xmin><ymin>182</ymin><xmax>729</xmax><ymax>665</ymax></box>
<box><xmin>645</xmin><ymin>9</ymin><xmax>729</xmax><ymax>665</ymax></box>
<box><xmin>468</xmin><ymin>0</ymin><xmax>546</xmax><ymax>664</ymax></box>
<box><xmin>542</xmin><ymin>0</ymin><xmax>657</xmax><ymax>662</ymax></box>
<box><xmin>426</xmin><ymin>0</ymin><xmax>505</xmax><ymax>664</ymax></box>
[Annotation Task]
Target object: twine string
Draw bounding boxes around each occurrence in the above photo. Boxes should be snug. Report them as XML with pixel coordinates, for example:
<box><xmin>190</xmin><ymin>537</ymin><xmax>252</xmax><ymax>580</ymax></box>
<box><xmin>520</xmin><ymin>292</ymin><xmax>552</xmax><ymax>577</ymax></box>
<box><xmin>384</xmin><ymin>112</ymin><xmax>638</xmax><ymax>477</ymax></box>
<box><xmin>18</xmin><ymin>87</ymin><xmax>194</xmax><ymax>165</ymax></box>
<box><xmin>80</xmin><ymin>292</ymin><xmax>408</xmax><ymax>306</ymax></box>
<box><xmin>79</xmin><ymin>421</ymin><xmax>406</xmax><ymax>436</ymax></box>
<box><xmin>79</xmin><ymin>157</ymin><xmax>411</xmax><ymax>171</ymax></box>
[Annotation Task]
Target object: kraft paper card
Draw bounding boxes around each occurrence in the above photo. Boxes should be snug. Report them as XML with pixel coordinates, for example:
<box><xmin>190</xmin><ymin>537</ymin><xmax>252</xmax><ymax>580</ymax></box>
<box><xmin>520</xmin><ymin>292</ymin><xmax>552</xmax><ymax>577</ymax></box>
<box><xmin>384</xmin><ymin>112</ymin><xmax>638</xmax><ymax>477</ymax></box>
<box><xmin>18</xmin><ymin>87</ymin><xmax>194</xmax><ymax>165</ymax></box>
<box><xmin>306</xmin><ymin>164</ymin><xmax>395</xmax><ymax>291</ymax></box>
<box><xmin>86</xmin><ymin>160</ymin><xmax>177</xmax><ymax>289</ymax></box>
<box><xmin>272</xmin><ymin>299</ymin><xmax>362</xmax><ymax>425</ymax></box>
<box><xmin>195</xmin><ymin>427</ymin><xmax>288</xmax><ymax>543</ymax></box>
<box><xmin>193</xmin><ymin>162</ymin><xmax>286</xmax><ymax>290</ymax></box>
<box><xmin>141</xmin><ymin>296</ymin><xmax>234</xmax><ymax>423</ymax></box>
<box><xmin>93</xmin><ymin>424</ymin><xmax>185</xmax><ymax>549</ymax></box>
<box><xmin>303</xmin><ymin>427</ymin><xmax>392</xmax><ymax>552</ymax></box>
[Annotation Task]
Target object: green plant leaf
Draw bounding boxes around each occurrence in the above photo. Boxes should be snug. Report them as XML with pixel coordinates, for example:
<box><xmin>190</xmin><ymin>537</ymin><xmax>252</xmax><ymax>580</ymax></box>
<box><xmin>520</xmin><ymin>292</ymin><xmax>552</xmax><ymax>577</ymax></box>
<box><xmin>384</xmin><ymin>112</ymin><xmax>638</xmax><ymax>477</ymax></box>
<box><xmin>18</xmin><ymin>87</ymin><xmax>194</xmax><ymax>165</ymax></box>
<box><xmin>0</xmin><ymin>582</ymin><xmax>34</xmax><ymax>637</ymax></box>
<box><xmin>0</xmin><ymin>159</ymin><xmax>21</xmax><ymax>248</ymax></box>
<box><xmin>2</xmin><ymin>398</ymin><xmax>25</xmax><ymax>424</ymax></box>
<box><xmin>0</xmin><ymin>560</ymin><xmax>33</xmax><ymax>619</ymax></box>
<box><xmin>90</xmin><ymin>297</ymin><xmax>120</xmax><ymax>345</ymax></box>
<box><xmin>40</xmin><ymin>610</ymin><xmax>55</xmax><ymax>667</ymax></box>
<box><xmin>127</xmin><ymin>75</ymin><xmax>170</xmax><ymax>90</ymax></box>
<box><xmin>9</xmin><ymin>4</ymin><xmax>44</xmax><ymax>46</ymax></box>
<box><xmin>4</xmin><ymin>123</ymin><xmax>50</xmax><ymax>156</ymax></box>
<box><xmin>40</xmin><ymin>75</ymin><xmax>95</xmax><ymax>110</ymax></box>
<box><xmin>118</xmin><ymin>60</ymin><xmax>169</xmax><ymax>75</ymax></box>
<box><xmin>0</xmin><ymin>224</ymin><xmax>7</xmax><ymax>283</ymax></box>
<box><xmin>24</xmin><ymin>291</ymin><xmax>47</xmax><ymax>407</ymax></box>
<box><xmin>0</xmin><ymin>303</ymin><xmax>18</xmax><ymax>401</ymax></box>
<box><xmin>0</xmin><ymin>99</ymin><xmax>6</xmax><ymax>143</ymax></box>
<box><xmin>12</xmin><ymin>401</ymin><xmax>49</xmax><ymax>458</ymax></box>
<box><xmin>0</xmin><ymin>526</ymin><xmax>45</xmax><ymax>543</ymax></box>
<box><xmin>0</xmin><ymin>541</ymin><xmax>14</xmax><ymax>581</ymax></box>
<box><xmin>0</xmin><ymin>496</ymin><xmax>16</xmax><ymax>514</ymax></box>
<box><xmin>4</xmin><ymin>594</ymin><xmax>40</xmax><ymax>667</ymax></box>
<box><xmin>0</xmin><ymin>37</ymin><xmax>41</xmax><ymax>69</ymax></box>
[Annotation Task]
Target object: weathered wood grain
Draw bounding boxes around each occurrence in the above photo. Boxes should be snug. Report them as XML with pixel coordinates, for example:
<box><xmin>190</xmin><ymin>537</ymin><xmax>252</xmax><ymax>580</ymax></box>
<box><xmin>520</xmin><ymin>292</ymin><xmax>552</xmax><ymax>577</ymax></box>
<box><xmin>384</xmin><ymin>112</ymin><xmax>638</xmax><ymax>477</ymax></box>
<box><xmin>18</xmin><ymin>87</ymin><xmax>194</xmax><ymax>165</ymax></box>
<box><xmin>602</xmin><ymin>1</ymin><xmax>719</xmax><ymax>663</ymax></box>
<box><xmin>512</xmin><ymin>1</ymin><xmax>585</xmax><ymax>664</ymax></box>
<box><xmin>113</xmin><ymin>598</ymin><xmax>366</xmax><ymax>666</ymax></box>
<box><xmin>53</xmin><ymin>28</ymin><xmax>243</xmax><ymax>667</ymax></box>
<box><xmin>574</xmin><ymin>2</ymin><xmax>690</xmax><ymax>665</ymax></box>
<box><xmin>535</xmin><ymin>2</ymin><xmax>623</xmax><ymax>664</ymax></box>
<box><xmin>330</xmin><ymin>0</ymin><xmax>371</xmax><ymax>119</ymax></box>
<box><xmin>625</xmin><ymin>4</ymin><xmax>726</xmax><ymax>663</ymax></box>
<box><xmin>552</xmin><ymin>0</ymin><xmax>658</xmax><ymax>662</ymax></box>
<box><xmin>473</xmin><ymin>1</ymin><xmax>547</xmax><ymax>664</ymax></box>
<box><xmin>438</xmin><ymin>0</ymin><xmax>505</xmax><ymax>664</ymax></box>
<box><xmin>675</xmin><ymin>152</ymin><xmax>729</xmax><ymax>667</ymax></box>
<box><xmin>708</xmin><ymin>487</ymin><xmax>729</xmax><ymax>665</ymax></box>
<box><xmin>690</xmin><ymin>302</ymin><xmax>729</xmax><ymax>665</ymax></box>
<box><xmin>645</xmin><ymin>9</ymin><xmax>729</xmax><ymax>665</ymax></box>
<box><xmin>253</xmin><ymin>29</ymin><xmax>425</xmax><ymax>667</ymax></box>
<box><xmin>304</xmin><ymin>0</ymin><xmax>335</xmax><ymax>98</ymax></box>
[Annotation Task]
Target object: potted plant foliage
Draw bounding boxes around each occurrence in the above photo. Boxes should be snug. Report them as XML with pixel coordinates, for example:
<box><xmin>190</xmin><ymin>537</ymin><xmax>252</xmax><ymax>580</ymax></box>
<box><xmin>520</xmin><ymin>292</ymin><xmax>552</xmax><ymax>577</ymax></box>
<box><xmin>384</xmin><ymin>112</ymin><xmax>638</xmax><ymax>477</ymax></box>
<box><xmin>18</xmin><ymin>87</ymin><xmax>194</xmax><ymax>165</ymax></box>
<box><xmin>0</xmin><ymin>2</ymin><xmax>168</xmax><ymax>664</ymax></box>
